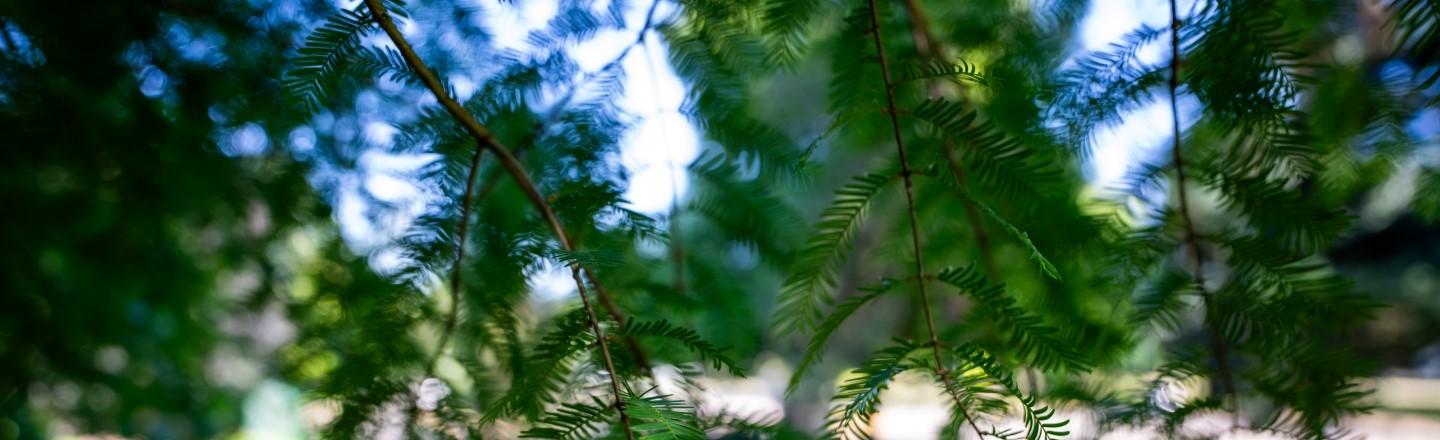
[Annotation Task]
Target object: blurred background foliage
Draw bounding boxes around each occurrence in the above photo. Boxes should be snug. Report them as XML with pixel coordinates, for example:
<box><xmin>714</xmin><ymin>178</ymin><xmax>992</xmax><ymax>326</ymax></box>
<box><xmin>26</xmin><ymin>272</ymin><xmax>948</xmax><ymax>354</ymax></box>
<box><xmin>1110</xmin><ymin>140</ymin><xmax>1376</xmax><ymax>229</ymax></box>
<box><xmin>0</xmin><ymin>0</ymin><xmax>1438</xmax><ymax>438</ymax></box>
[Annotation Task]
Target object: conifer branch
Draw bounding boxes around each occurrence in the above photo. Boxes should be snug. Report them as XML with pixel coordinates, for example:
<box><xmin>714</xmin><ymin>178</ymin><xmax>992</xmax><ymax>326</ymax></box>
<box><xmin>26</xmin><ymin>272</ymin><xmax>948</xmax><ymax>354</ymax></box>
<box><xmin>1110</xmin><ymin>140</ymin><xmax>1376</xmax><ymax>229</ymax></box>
<box><xmin>903</xmin><ymin>0</ymin><xmax>1038</xmax><ymax>399</ymax></box>
<box><xmin>361</xmin><ymin>1</ymin><xmax>635</xmax><ymax>437</ymax></box>
<box><xmin>533</xmin><ymin>0</ymin><xmax>666</xmax><ymax>372</ymax></box>
<box><xmin>470</xmin><ymin>138</ymin><xmax>660</xmax><ymax>377</ymax></box>
<box><xmin>516</xmin><ymin>94</ymin><xmax>654</xmax><ymax>378</ymax></box>
<box><xmin>865</xmin><ymin>1</ymin><xmax>984</xmax><ymax>438</ymax></box>
<box><xmin>903</xmin><ymin>0</ymin><xmax>1033</xmax><ymax>405</ymax></box>
<box><xmin>899</xmin><ymin>0</ymin><xmax>1000</xmax><ymax>282</ymax></box>
<box><xmin>1165</xmin><ymin>0</ymin><xmax>1239</xmax><ymax>427</ymax></box>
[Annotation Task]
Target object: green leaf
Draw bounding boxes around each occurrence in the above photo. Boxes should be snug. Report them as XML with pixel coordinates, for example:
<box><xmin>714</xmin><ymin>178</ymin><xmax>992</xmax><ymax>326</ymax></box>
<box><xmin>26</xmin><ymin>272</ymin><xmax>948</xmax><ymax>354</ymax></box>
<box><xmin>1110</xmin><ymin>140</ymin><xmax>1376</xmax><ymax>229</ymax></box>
<box><xmin>520</xmin><ymin>396</ymin><xmax>613</xmax><ymax>440</ymax></box>
<box><xmin>761</xmin><ymin>0</ymin><xmax>824</xmax><ymax>67</ymax></box>
<box><xmin>937</xmin><ymin>265</ymin><xmax>1090</xmax><ymax>372</ymax></box>
<box><xmin>551</xmin><ymin>248</ymin><xmax>626</xmax><ymax>269</ymax></box>
<box><xmin>1130</xmin><ymin>265</ymin><xmax>1196</xmax><ymax>331</ymax></box>
<box><xmin>787</xmin><ymin>279</ymin><xmax>899</xmax><ymax>395</ymax></box>
<box><xmin>953</xmin><ymin>345</ymin><xmax>1071</xmax><ymax>440</ymax></box>
<box><xmin>930</xmin><ymin>170</ymin><xmax>1061</xmax><ymax>279</ymax></box>
<box><xmin>1202</xmin><ymin>172</ymin><xmax>1351</xmax><ymax>254</ymax></box>
<box><xmin>773</xmin><ymin>172</ymin><xmax>893</xmax><ymax>336</ymax></box>
<box><xmin>284</xmin><ymin>8</ymin><xmax>375</xmax><ymax>113</ymax></box>
<box><xmin>911</xmin><ymin>98</ymin><xmax>1063</xmax><ymax>202</ymax></box>
<box><xmin>688</xmin><ymin>152</ymin><xmax>803</xmax><ymax>262</ymax></box>
<box><xmin>487</xmin><ymin>308</ymin><xmax>594</xmax><ymax>421</ymax></box>
<box><xmin>1047</xmin><ymin>25</ymin><xmax>1167</xmax><ymax>156</ymax></box>
<box><xmin>826</xmin><ymin>340</ymin><xmax>921</xmax><ymax>439</ymax></box>
<box><xmin>622</xmin><ymin>319</ymin><xmax>746</xmax><ymax>376</ymax></box>
<box><xmin>898</xmin><ymin>59</ymin><xmax>993</xmax><ymax>86</ymax></box>
<box><xmin>1414</xmin><ymin>167</ymin><xmax>1440</xmax><ymax>223</ymax></box>
<box><xmin>624</xmin><ymin>391</ymin><xmax>706</xmax><ymax>440</ymax></box>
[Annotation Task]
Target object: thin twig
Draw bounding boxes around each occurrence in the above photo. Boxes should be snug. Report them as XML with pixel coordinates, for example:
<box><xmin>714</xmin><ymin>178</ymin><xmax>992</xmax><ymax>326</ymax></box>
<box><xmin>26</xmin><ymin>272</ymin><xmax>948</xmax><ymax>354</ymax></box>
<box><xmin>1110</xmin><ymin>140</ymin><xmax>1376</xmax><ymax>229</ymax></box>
<box><xmin>901</xmin><ymin>0</ymin><xmax>1019</xmax><ymax>396</ymax></box>
<box><xmin>866</xmin><ymin>1</ymin><xmax>985</xmax><ymax>438</ymax></box>
<box><xmin>536</xmin><ymin>0</ymin><xmax>668</xmax><ymax>364</ymax></box>
<box><xmin>900</xmin><ymin>0</ymin><xmax>1020</xmax><ymax>419</ymax></box>
<box><xmin>361</xmin><ymin>1</ymin><xmax>635</xmax><ymax>437</ymax></box>
<box><xmin>1165</xmin><ymin>0</ymin><xmax>1239</xmax><ymax>427</ymax></box>
<box><xmin>546</xmin><ymin>0</ymin><xmax>665</xmax><ymax>118</ymax></box>
<box><xmin>582</xmin><ymin>271</ymin><xmax>653</xmax><ymax>372</ymax></box>
<box><xmin>428</xmin><ymin>127</ymin><xmax>485</xmax><ymax>376</ymax></box>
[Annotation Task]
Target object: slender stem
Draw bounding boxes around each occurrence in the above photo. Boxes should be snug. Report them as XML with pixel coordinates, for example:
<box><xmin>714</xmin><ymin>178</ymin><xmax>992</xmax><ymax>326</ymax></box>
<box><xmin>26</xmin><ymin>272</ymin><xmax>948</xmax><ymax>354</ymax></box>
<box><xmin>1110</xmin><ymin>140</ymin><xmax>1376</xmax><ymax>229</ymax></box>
<box><xmin>429</xmin><ymin>134</ymin><xmax>485</xmax><ymax>376</ymax></box>
<box><xmin>532</xmin><ymin>0</ymin><xmax>665</xmax><ymax>368</ymax></box>
<box><xmin>900</xmin><ymin>0</ymin><xmax>1016</xmax><ymax>396</ymax></box>
<box><xmin>865</xmin><ymin>1</ymin><xmax>984</xmax><ymax>438</ymax></box>
<box><xmin>361</xmin><ymin>1</ymin><xmax>635</xmax><ymax>437</ymax></box>
<box><xmin>1165</xmin><ymin>0</ymin><xmax>1239</xmax><ymax>427</ymax></box>
<box><xmin>583</xmin><ymin>270</ymin><xmax>654</xmax><ymax>373</ymax></box>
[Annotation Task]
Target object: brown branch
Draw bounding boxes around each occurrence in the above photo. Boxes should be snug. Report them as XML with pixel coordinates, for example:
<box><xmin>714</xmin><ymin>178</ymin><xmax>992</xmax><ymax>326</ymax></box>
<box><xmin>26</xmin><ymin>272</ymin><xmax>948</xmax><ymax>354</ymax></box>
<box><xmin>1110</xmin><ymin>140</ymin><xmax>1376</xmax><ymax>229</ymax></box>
<box><xmin>1165</xmin><ymin>0</ymin><xmax>1239</xmax><ymax>427</ymax></box>
<box><xmin>580</xmin><ymin>266</ymin><xmax>652</xmax><ymax>374</ymax></box>
<box><xmin>901</xmin><ymin>0</ymin><xmax>1019</xmax><ymax>397</ymax></box>
<box><xmin>865</xmin><ymin>1</ymin><xmax>985</xmax><ymax>438</ymax></box>
<box><xmin>491</xmin><ymin>139</ymin><xmax>653</xmax><ymax>376</ymax></box>
<box><xmin>532</xmin><ymin>0</ymin><xmax>667</xmax><ymax>366</ymax></box>
<box><xmin>361</xmin><ymin>1</ymin><xmax>635</xmax><ymax>437</ymax></box>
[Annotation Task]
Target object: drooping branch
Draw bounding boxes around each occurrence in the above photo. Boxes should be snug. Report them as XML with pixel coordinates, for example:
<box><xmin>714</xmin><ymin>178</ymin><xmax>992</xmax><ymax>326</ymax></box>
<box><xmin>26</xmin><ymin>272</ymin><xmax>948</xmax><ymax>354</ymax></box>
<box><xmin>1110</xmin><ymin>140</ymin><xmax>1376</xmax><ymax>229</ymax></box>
<box><xmin>1165</xmin><ymin>0</ymin><xmax>1240</xmax><ymax>427</ymax></box>
<box><xmin>899</xmin><ymin>0</ymin><xmax>1000</xmax><ymax>282</ymax></box>
<box><xmin>429</xmin><ymin>127</ymin><xmax>484</xmax><ymax>376</ymax></box>
<box><xmin>360</xmin><ymin>1</ymin><xmax>635</xmax><ymax>437</ymax></box>
<box><xmin>864</xmin><ymin>1</ymin><xmax>985</xmax><ymax>438</ymax></box>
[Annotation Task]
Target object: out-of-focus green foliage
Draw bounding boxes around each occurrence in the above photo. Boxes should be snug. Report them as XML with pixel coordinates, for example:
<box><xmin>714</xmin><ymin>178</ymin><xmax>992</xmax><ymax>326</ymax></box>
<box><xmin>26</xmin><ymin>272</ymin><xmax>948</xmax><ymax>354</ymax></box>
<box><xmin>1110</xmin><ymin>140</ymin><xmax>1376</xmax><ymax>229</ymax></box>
<box><xmin>1</xmin><ymin>0</ymin><xmax>1437</xmax><ymax>439</ymax></box>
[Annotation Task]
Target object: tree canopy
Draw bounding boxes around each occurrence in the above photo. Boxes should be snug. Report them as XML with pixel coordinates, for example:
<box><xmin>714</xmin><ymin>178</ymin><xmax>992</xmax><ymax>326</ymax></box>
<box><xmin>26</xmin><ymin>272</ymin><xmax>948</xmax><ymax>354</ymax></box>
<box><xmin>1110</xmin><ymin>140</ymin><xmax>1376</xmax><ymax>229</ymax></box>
<box><xmin>2</xmin><ymin>0</ymin><xmax>1439</xmax><ymax>439</ymax></box>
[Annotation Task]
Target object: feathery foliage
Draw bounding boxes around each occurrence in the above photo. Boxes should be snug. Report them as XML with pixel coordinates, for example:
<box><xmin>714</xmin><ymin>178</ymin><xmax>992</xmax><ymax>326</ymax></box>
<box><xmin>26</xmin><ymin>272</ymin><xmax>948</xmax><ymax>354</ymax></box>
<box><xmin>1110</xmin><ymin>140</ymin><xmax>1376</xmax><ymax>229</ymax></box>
<box><xmin>925</xmin><ymin>166</ymin><xmax>1061</xmax><ymax>279</ymax></box>
<box><xmin>910</xmin><ymin>98</ymin><xmax>1063</xmax><ymax>203</ymax></box>
<box><xmin>621</xmin><ymin>319</ymin><xmax>746</xmax><ymax>376</ymax></box>
<box><xmin>623</xmin><ymin>391</ymin><xmax>707</xmax><ymax>440</ymax></box>
<box><xmin>6</xmin><ymin>0</ymin><xmax>1432</xmax><ymax>438</ymax></box>
<box><xmin>824</xmin><ymin>340</ymin><xmax>919</xmax><ymax>439</ymax></box>
<box><xmin>937</xmin><ymin>265</ymin><xmax>1089</xmax><ymax>372</ymax></box>
<box><xmin>787</xmin><ymin>279</ymin><xmax>898</xmax><ymax>395</ymax></box>
<box><xmin>284</xmin><ymin>7</ymin><xmax>375</xmax><ymax>113</ymax></box>
<box><xmin>898</xmin><ymin>59</ymin><xmax>993</xmax><ymax>86</ymax></box>
<box><xmin>953</xmin><ymin>344</ymin><xmax>1071</xmax><ymax>440</ymax></box>
<box><xmin>773</xmin><ymin>172</ymin><xmax>893</xmax><ymax>336</ymax></box>
<box><xmin>521</xmin><ymin>396</ymin><xmax>614</xmax><ymax>440</ymax></box>
<box><xmin>489</xmin><ymin>308</ymin><xmax>595</xmax><ymax>421</ymax></box>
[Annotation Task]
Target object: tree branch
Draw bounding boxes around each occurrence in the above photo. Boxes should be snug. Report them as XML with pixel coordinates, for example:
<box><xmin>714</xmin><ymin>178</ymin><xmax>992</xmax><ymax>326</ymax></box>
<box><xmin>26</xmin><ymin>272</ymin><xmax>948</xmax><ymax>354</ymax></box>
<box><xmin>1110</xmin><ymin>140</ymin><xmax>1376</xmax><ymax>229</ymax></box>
<box><xmin>898</xmin><ymin>0</ymin><xmax>1000</xmax><ymax>282</ymax></box>
<box><xmin>361</xmin><ymin>1</ymin><xmax>635</xmax><ymax>437</ymax></box>
<box><xmin>1165</xmin><ymin>0</ymin><xmax>1239</xmax><ymax>427</ymax></box>
<box><xmin>865</xmin><ymin>1</ymin><xmax>985</xmax><ymax>438</ymax></box>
